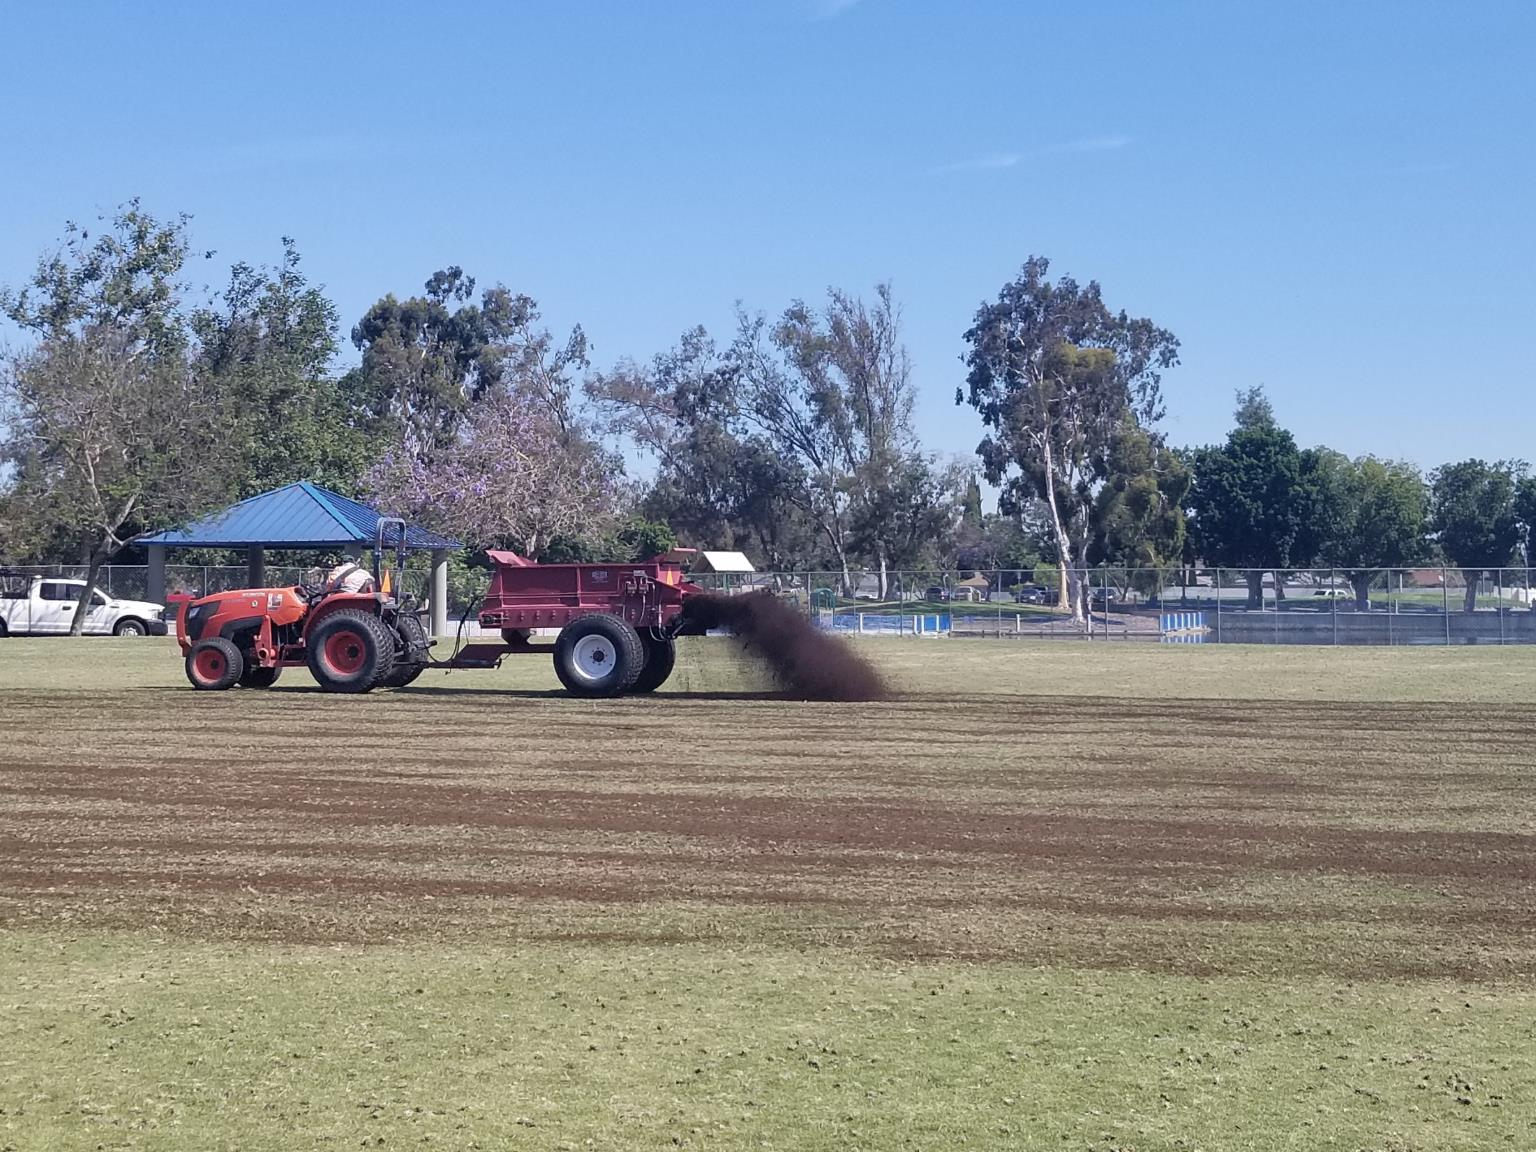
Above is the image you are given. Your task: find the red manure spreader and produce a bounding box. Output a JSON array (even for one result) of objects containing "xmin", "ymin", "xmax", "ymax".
[{"xmin": 177, "ymin": 526, "xmax": 709, "ymax": 698}]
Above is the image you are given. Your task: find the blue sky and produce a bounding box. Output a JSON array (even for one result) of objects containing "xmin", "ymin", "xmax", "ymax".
[{"xmin": 2, "ymin": 0, "xmax": 1532, "ymax": 479}]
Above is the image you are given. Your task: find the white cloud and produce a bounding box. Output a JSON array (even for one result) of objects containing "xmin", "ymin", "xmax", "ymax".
[
  {"xmin": 937, "ymin": 136, "xmax": 1130, "ymax": 174},
  {"xmin": 1058, "ymin": 135, "xmax": 1131, "ymax": 153},
  {"xmin": 809, "ymin": 0, "xmax": 863, "ymax": 18},
  {"xmin": 936, "ymin": 151, "xmax": 1023, "ymax": 173}
]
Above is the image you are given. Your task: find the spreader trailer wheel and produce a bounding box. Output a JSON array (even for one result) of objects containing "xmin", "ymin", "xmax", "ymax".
[
  {"xmin": 306, "ymin": 610, "xmax": 397, "ymax": 694},
  {"xmin": 186, "ymin": 637, "xmax": 243, "ymax": 691},
  {"xmin": 630, "ymin": 634, "xmax": 676, "ymax": 694},
  {"xmin": 552, "ymin": 614, "xmax": 645, "ymax": 697}
]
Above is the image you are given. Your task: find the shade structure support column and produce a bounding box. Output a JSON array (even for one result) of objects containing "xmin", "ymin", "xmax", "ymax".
[
  {"xmin": 430, "ymin": 549, "xmax": 449, "ymax": 638},
  {"xmin": 147, "ymin": 544, "xmax": 167, "ymax": 606}
]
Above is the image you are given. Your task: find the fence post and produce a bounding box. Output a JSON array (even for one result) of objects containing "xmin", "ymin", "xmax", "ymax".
[
  {"xmin": 1216, "ymin": 568, "xmax": 1222, "ymax": 642},
  {"xmin": 1128, "ymin": 565, "xmax": 1135, "ymax": 640},
  {"xmin": 1331, "ymin": 568, "xmax": 1338, "ymax": 646},
  {"xmin": 1443, "ymin": 567, "xmax": 1450, "ymax": 645},
  {"xmin": 1499, "ymin": 569, "xmax": 1506, "ymax": 645}
]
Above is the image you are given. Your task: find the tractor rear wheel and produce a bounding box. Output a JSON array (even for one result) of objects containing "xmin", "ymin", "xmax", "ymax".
[
  {"xmin": 239, "ymin": 664, "xmax": 283, "ymax": 689},
  {"xmin": 186, "ymin": 637, "xmax": 243, "ymax": 691},
  {"xmin": 378, "ymin": 613, "xmax": 428, "ymax": 689},
  {"xmin": 553, "ymin": 614, "xmax": 644, "ymax": 697},
  {"xmin": 630, "ymin": 635, "xmax": 676, "ymax": 693},
  {"xmin": 306, "ymin": 610, "xmax": 396, "ymax": 693}
]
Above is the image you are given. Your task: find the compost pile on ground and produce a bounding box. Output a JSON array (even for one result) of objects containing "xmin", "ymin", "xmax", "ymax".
[{"xmin": 681, "ymin": 591, "xmax": 888, "ymax": 701}]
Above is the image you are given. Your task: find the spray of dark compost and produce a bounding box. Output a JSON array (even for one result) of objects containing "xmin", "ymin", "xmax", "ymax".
[{"xmin": 679, "ymin": 591, "xmax": 888, "ymax": 701}]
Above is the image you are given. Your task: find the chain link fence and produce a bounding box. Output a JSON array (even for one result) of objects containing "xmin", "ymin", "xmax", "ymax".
[
  {"xmin": 687, "ymin": 565, "xmax": 1536, "ymax": 645},
  {"xmin": 6, "ymin": 562, "xmax": 1536, "ymax": 645}
]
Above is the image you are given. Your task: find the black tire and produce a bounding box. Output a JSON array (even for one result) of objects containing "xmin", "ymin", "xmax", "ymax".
[
  {"xmin": 630, "ymin": 634, "xmax": 676, "ymax": 693},
  {"xmin": 239, "ymin": 664, "xmax": 283, "ymax": 689},
  {"xmin": 552, "ymin": 614, "xmax": 644, "ymax": 697},
  {"xmin": 378, "ymin": 613, "xmax": 428, "ymax": 689},
  {"xmin": 114, "ymin": 618, "xmax": 146, "ymax": 637},
  {"xmin": 186, "ymin": 637, "xmax": 243, "ymax": 691},
  {"xmin": 0, "ymin": 619, "xmax": 8, "ymax": 638},
  {"xmin": 306, "ymin": 609, "xmax": 396, "ymax": 694}
]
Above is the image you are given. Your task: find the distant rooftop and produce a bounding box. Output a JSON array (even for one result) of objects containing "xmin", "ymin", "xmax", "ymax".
[
  {"xmin": 695, "ymin": 550, "xmax": 756, "ymax": 574},
  {"xmin": 139, "ymin": 482, "xmax": 460, "ymax": 550}
]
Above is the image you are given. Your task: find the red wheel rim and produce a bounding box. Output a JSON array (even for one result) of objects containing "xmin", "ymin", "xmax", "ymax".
[
  {"xmin": 323, "ymin": 630, "xmax": 367, "ymax": 675},
  {"xmin": 194, "ymin": 648, "xmax": 227, "ymax": 682}
]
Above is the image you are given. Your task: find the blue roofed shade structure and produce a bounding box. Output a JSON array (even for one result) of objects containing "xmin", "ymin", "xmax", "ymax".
[
  {"xmin": 142, "ymin": 482, "xmax": 459, "ymax": 550},
  {"xmin": 139, "ymin": 482, "xmax": 461, "ymax": 636}
]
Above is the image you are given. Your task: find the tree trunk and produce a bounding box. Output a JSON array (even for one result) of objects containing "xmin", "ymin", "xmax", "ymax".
[
  {"xmin": 1464, "ymin": 576, "xmax": 1480, "ymax": 615},
  {"xmin": 1037, "ymin": 435, "xmax": 1081, "ymax": 620},
  {"xmin": 1070, "ymin": 536, "xmax": 1092, "ymax": 625},
  {"xmin": 1246, "ymin": 570, "xmax": 1264, "ymax": 609},
  {"xmin": 68, "ymin": 549, "xmax": 109, "ymax": 636},
  {"xmin": 1350, "ymin": 572, "xmax": 1373, "ymax": 611},
  {"xmin": 830, "ymin": 539, "xmax": 853, "ymax": 599},
  {"xmin": 876, "ymin": 546, "xmax": 889, "ymax": 600}
]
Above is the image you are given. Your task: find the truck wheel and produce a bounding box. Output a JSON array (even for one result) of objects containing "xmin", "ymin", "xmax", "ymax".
[
  {"xmin": 114, "ymin": 618, "xmax": 147, "ymax": 637},
  {"xmin": 630, "ymin": 635, "xmax": 676, "ymax": 693},
  {"xmin": 553, "ymin": 614, "xmax": 644, "ymax": 697},
  {"xmin": 307, "ymin": 610, "xmax": 396, "ymax": 693},
  {"xmin": 378, "ymin": 613, "xmax": 428, "ymax": 689},
  {"xmin": 186, "ymin": 637, "xmax": 243, "ymax": 691},
  {"xmin": 239, "ymin": 665, "xmax": 283, "ymax": 689}
]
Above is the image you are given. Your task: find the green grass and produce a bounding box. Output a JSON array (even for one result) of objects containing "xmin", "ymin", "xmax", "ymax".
[
  {"xmin": 4, "ymin": 639, "xmax": 1536, "ymax": 1149},
  {"xmin": 5, "ymin": 633, "xmax": 1536, "ymax": 701},
  {"xmin": 6, "ymin": 935, "xmax": 1533, "ymax": 1152}
]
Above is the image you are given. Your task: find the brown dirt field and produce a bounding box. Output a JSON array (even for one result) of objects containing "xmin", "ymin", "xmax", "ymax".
[{"xmin": 3, "ymin": 683, "xmax": 1534, "ymax": 980}]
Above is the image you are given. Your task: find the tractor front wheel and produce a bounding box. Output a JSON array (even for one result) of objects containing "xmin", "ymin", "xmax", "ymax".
[
  {"xmin": 630, "ymin": 635, "xmax": 676, "ymax": 693},
  {"xmin": 239, "ymin": 664, "xmax": 283, "ymax": 689},
  {"xmin": 186, "ymin": 637, "xmax": 243, "ymax": 691},
  {"xmin": 553, "ymin": 615, "xmax": 644, "ymax": 697},
  {"xmin": 306, "ymin": 610, "xmax": 396, "ymax": 693}
]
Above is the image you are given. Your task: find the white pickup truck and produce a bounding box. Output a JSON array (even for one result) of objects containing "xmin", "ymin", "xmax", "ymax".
[{"xmin": 0, "ymin": 575, "xmax": 169, "ymax": 637}]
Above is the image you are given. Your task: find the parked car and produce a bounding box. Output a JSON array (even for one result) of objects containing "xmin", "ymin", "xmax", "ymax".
[
  {"xmin": 1015, "ymin": 585, "xmax": 1049, "ymax": 605},
  {"xmin": 924, "ymin": 585, "xmax": 952, "ymax": 602},
  {"xmin": 0, "ymin": 575, "xmax": 168, "ymax": 637}
]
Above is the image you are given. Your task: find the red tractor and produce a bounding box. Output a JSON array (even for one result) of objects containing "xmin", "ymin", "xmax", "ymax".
[
  {"xmin": 177, "ymin": 528, "xmax": 714, "ymax": 698},
  {"xmin": 178, "ymin": 520, "xmax": 431, "ymax": 693}
]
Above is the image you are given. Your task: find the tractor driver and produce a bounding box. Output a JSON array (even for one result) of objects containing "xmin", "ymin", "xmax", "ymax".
[
  {"xmin": 301, "ymin": 561, "xmax": 377, "ymax": 597},
  {"xmin": 325, "ymin": 561, "xmax": 376, "ymax": 594}
]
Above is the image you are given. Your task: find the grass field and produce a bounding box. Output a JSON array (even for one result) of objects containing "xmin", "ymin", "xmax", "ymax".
[{"xmin": 3, "ymin": 637, "xmax": 1535, "ymax": 1150}]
